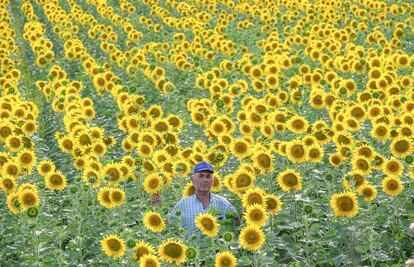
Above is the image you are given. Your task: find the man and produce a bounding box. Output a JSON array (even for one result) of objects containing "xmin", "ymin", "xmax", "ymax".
[{"xmin": 151, "ymin": 161, "xmax": 240, "ymax": 236}]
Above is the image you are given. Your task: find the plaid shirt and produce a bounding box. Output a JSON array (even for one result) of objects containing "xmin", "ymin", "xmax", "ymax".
[{"xmin": 170, "ymin": 193, "xmax": 237, "ymax": 237}]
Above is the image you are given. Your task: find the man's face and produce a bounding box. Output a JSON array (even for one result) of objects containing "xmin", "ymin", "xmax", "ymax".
[{"xmin": 191, "ymin": 171, "xmax": 214, "ymax": 193}]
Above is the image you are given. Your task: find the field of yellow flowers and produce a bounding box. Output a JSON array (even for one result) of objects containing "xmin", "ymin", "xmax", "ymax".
[{"xmin": 0, "ymin": 0, "xmax": 413, "ymax": 266}]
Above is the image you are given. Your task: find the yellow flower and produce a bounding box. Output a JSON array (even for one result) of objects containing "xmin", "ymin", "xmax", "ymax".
[
  {"xmin": 139, "ymin": 254, "xmax": 160, "ymax": 267},
  {"xmin": 287, "ymin": 115, "xmax": 309, "ymax": 134},
  {"xmin": 18, "ymin": 188, "xmax": 40, "ymax": 211},
  {"xmin": 0, "ymin": 177, "xmax": 16, "ymax": 195},
  {"xmin": 37, "ymin": 160, "xmax": 56, "ymax": 177},
  {"xmin": 17, "ymin": 149, "xmax": 37, "ymax": 169},
  {"xmin": 7, "ymin": 192, "xmax": 21, "ymax": 214},
  {"xmin": 239, "ymin": 225, "xmax": 265, "ymax": 251},
  {"xmin": 232, "ymin": 169, "xmax": 255, "ymax": 192},
  {"xmin": 306, "ymin": 145, "xmax": 324, "ymax": 163},
  {"xmin": 265, "ymin": 194, "xmax": 283, "ymax": 215},
  {"xmin": 277, "ymin": 169, "xmax": 302, "ymax": 192},
  {"xmin": 330, "ymin": 192, "xmax": 359, "ymax": 218},
  {"xmin": 158, "ymin": 239, "xmax": 187, "ymax": 265},
  {"xmin": 214, "ymin": 251, "xmax": 237, "ymax": 267},
  {"xmin": 351, "ymin": 156, "xmax": 371, "ymax": 175},
  {"xmin": 97, "ymin": 187, "xmax": 114, "ymax": 209},
  {"xmin": 244, "ymin": 204, "xmax": 268, "ymax": 227},
  {"xmin": 242, "ymin": 187, "xmax": 266, "ymax": 208},
  {"xmin": 100, "ymin": 234, "xmax": 126, "ymax": 258},
  {"xmin": 252, "ymin": 150, "xmax": 273, "ymax": 174},
  {"xmin": 143, "ymin": 173, "xmax": 162, "ymax": 194},
  {"xmin": 286, "ymin": 140, "xmax": 307, "ymax": 163},
  {"xmin": 143, "ymin": 211, "xmax": 165, "ymax": 233},
  {"xmin": 390, "ymin": 137, "xmax": 413, "ymax": 158},
  {"xmin": 195, "ymin": 212, "xmax": 219, "ymax": 237},
  {"xmin": 45, "ymin": 171, "xmax": 67, "ymax": 191},
  {"xmin": 133, "ymin": 241, "xmax": 155, "ymax": 262},
  {"xmin": 382, "ymin": 158, "xmax": 404, "ymax": 177},
  {"xmin": 110, "ymin": 188, "xmax": 126, "ymax": 207},
  {"xmin": 357, "ymin": 184, "xmax": 377, "ymax": 202},
  {"xmin": 382, "ymin": 176, "xmax": 403, "ymax": 197},
  {"xmin": 230, "ymin": 138, "xmax": 251, "ymax": 159}
]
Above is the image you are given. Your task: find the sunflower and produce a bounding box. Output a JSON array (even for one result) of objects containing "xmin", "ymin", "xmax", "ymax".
[
  {"xmin": 371, "ymin": 123, "xmax": 390, "ymax": 141},
  {"xmin": 17, "ymin": 149, "xmax": 37, "ymax": 170},
  {"xmin": 18, "ymin": 188, "xmax": 40, "ymax": 211},
  {"xmin": 244, "ymin": 204, "xmax": 268, "ymax": 227},
  {"xmin": 265, "ymin": 194, "xmax": 283, "ymax": 215},
  {"xmin": 351, "ymin": 156, "xmax": 371, "ymax": 175},
  {"xmin": 211, "ymin": 174, "xmax": 222, "ymax": 192},
  {"xmin": 277, "ymin": 169, "xmax": 302, "ymax": 192},
  {"xmin": 214, "ymin": 251, "xmax": 237, "ymax": 267},
  {"xmin": 307, "ymin": 145, "xmax": 324, "ymax": 163},
  {"xmin": 390, "ymin": 137, "xmax": 413, "ymax": 158},
  {"xmin": 252, "ymin": 150, "xmax": 273, "ymax": 174},
  {"xmin": 82, "ymin": 167, "xmax": 101, "ymax": 188},
  {"xmin": 45, "ymin": 171, "xmax": 67, "ymax": 191},
  {"xmin": 242, "ymin": 187, "xmax": 266, "ymax": 207},
  {"xmin": 287, "ymin": 115, "xmax": 309, "ymax": 134},
  {"xmin": 143, "ymin": 174, "xmax": 162, "ymax": 194},
  {"xmin": 232, "ymin": 169, "xmax": 255, "ymax": 192},
  {"xmin": 0, "ymin": 177, "xmax": 16, "ymax": 195},
  {"xmin": 7, "ymin": 192, "xmax": 21, "ymax": 214},
  {"xmin": 382, "ymin": 158, "xmax": 403, "ymax": 177},
  {"xmin": 158, "ymin": 239, "xmax": 187, "ymax": 265},
  {"xmin": 330, "ymin": 192, "xmax": 359, "ymax": 218},
  {"xmin": 343, "ymin": 171, "xmax": 366, "ymax": 190},
  {"xmin": 5, "ymin": 134, "xmax": 23, "ymax": 152},
  {"xmin": 230, "ymin": 138, "xmax": 251, "ymax": 159},
  {"xmin": 37, "ymin": 160, "xmax": 56, "ymax": 177},
  {"xmin": 139, "ymin": 254, "xmax": 160, "ymax": 267},
  {"xmin": 110, "ymin": 188, "xmax": 126, "ymax": 207},
  {"xmin": 286, "ymin": 141, "xmax": 307, "ymax": 163},
  {"xmin": 143, "ymin": 211, "xmax": 166, "ymax": 233},
  {"xmin": 100, "ymin": 234, "xmax": 126, "ymax": 258},
  {"xmin": 354, "ymin": 144, "xmax": 375, "ymax": 160},
  {"xmin": 98, "ymin": 187, "xmax": 114, "ymax": 208},
  {"xmin": 239, "ymin": 225, "xmax": 265, "ymax": 251},
  {"xmin": 132, "ymin": 240, "xmax": 155, "ymax": 262},
  {"xmin": 103, "ymin": 163, "xmax": 122, "ymax": 185},
  {"xmin": 357, "ymin": 184, "xmax": 377, "ymax": 202},
  {"xmin": 2, "ymin": 161, "xmax": 20, "ymax": 179},
  {"xmin": 195, "ymin": 212, "xmax": 219, "ymax": 237},
  {"xmin": 382, "ymin": 176, "xmax": 403, "ymax": 197},
  {"xmin": 90, "ymin": 141, "xmax": 107, "ymax": 157}
]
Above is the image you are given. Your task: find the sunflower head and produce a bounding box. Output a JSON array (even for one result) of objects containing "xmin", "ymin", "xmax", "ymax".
[
  {"xmin": 330, "ymin": 192, "xmax": 359, "ymax": 218},
  {"xmin": 100, "ymin": 234, "xmax": 126, "ymax": 258},
  {"xmin": 158, "ymin": 239, "xmax": 187, "ymax": 265},
  {"xmin": 239, "ymin": 225, "xmax": 265, "ymax": 251},
  {"xmin": 143, "ymin": 211, "xmax": 165, "ymax": 233},
  {"xmin": 276, "ymin": 168, "xmax": 302, "ymax": 192},
  {"xmin": 195, "ymin": 212, "xmax": 219, "ymax": 237},
  {"xmin": 214, "ymin": 251, "xmax": 237, "ymax": 267}
]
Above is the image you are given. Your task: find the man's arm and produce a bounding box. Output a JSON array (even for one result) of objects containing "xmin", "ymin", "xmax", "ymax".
[{"xmin": 150, "ymin": 193, "xmax": 161, "ymax": 206}]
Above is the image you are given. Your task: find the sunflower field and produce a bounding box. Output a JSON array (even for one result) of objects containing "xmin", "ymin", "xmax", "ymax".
[{"xmin": 0, "ymin": 0, "xmax": 414, "ymax": 266}]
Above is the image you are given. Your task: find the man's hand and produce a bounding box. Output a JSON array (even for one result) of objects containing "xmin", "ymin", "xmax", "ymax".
[{"xmin": 151, "ymin": 193, "xmax": 161, "ymax": 206}]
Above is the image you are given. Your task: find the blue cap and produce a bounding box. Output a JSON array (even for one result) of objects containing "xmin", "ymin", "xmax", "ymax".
[{"xmin": 193, "ymin": 161, "xmax": 214, "ymax": 174}]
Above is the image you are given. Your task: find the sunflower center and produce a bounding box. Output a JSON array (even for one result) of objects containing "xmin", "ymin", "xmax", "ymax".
[
  {"xmin": 41, "ymin": 164, "xmax": 51, "ymax": 172},
  {"xmin": 236, "ymin": 174, "xmax": 251, "ymax": 187},
  {"xmin": 21, "ymin": 153, "xmax": 33, "ymax": 164},
  {"xmin": 266, "ymin": 199, "xmax": 277, "ymax": 210},
  {"xmin": 135, "ymin": 247, "xmax": 149, "ymax": 259},
  {"xmin": 337, "ymin": 196, "xmax": 354, "ymax": 212},
  {"xmin": 247, "ymin": 193, "xmax": 262, "ymax": 205},
  {"xmin": 356, "ymin": 159, "xmax": 369, "ymax": 170},
  {"xmin": 363, "ymin": 188, "xmax": 373, "ymax": 197},
  {"xmin": 309, "ymin": 148, "xmax": 320, "ymax": 158},
  {"xmin": 51, "ymin": 175, "xmax": 63, "ymax": 185},
  {"xmin": 292, "ymin": 119, "xmax": 304, "ymax": 129},
  {"xmin": 107, "ymin": 239, "xmax": 121, "ymax": 251},
  {"xmin": 201, "ymin": 218, "xmax": 214, "ymax": 230},
  {"xmin": 112, "ymin": 192, "xmax": 123, "ymax": 201},
  {"xmin": 23, "ymin": 193, "xmax": 35, "ymax": 205},
  {"xmin": 247, "ymin": 232, "xmax": 258, "ymax": 243},
  {"xmin": 164, "ymin": 243, "xmax": 183, "ymax": 258},
  {"xmin": 387, "ymin": 180, "xmax": 398, "ymax": 190},
  {"xmin": 250, "ymin": 209, "xmax": 263, "ymax": 220},
  {"xmin": 235, "ymin": 142, "xmax": 247, "ymax": 153},
  {"xmin": 149, "ymin": 178, "xmax": 159, "ymax": 189},
  {"xmin": 387, "ymin": 162, "xmax": 399, "ymax": 172},
  {"xmin": 150, "ymin": 215, "xmax": 161, "ymax": 226},
  {"xmin": 3, "ymin": 178, "xmax": 13, "ymax": 189},
  {"xmin": 394, "ymin": 140, "xmax": 409, "ymax": 153},
  {"xmin": 257, "ymin": 154, "xmax": 270, "ymax": 167},
  {"xmin": 291, "ymin": 145, "xmax": 305, "ymax": 157},
  {"xmin": 0, "ymin": 126, "xmax": 11, "ymax": 137},
  {"xmin": 283, "ymin": 173, "xmax": 298, "ymax": 186}
]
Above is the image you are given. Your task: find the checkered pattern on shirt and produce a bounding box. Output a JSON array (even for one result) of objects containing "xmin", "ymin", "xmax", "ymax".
[{"xmin": 170, "ymin": 193, "xmax": 237, "ymax": 236}]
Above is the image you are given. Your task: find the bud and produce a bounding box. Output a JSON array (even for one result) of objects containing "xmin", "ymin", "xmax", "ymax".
[
  {"xmin": 186, "ymin": 247, "xmax": 196, "ymax": 259},
  {"xmin": 127, "ymin": 239, "xmax": 135, "ymax": 248},
  {"xmin": 339, "ymin": 88, "xmax": 347, "ymax": 95},
  {"xmin": 405, "ymin": 156, "xmax": 413, "ymax": 164},
  {"xmin": 27, "ymin": 207, "xmax": 38, "ymax": 218},
  {"xmin": 175, "ymin": 210, "xmax": 182, "ymax": 216},
  {"xmin": 223, "ymin": 232, "xmax": 233, "ymax": 242},
  {"xmin": 216, "ymin": 99, "xmax": 225, "ymax": 107},
  {"xmin": 320, "ymin": 79, "xmax": 326, "ymax": 85},
  {"xmin": 304, "ymin": 204, "xmax": 313, "ymax": 214}
]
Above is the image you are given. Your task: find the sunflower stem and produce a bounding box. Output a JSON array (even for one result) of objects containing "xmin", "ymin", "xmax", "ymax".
[{"xmin": 347, "ymin": 218, "xmax": 356, "ymax": 266}]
